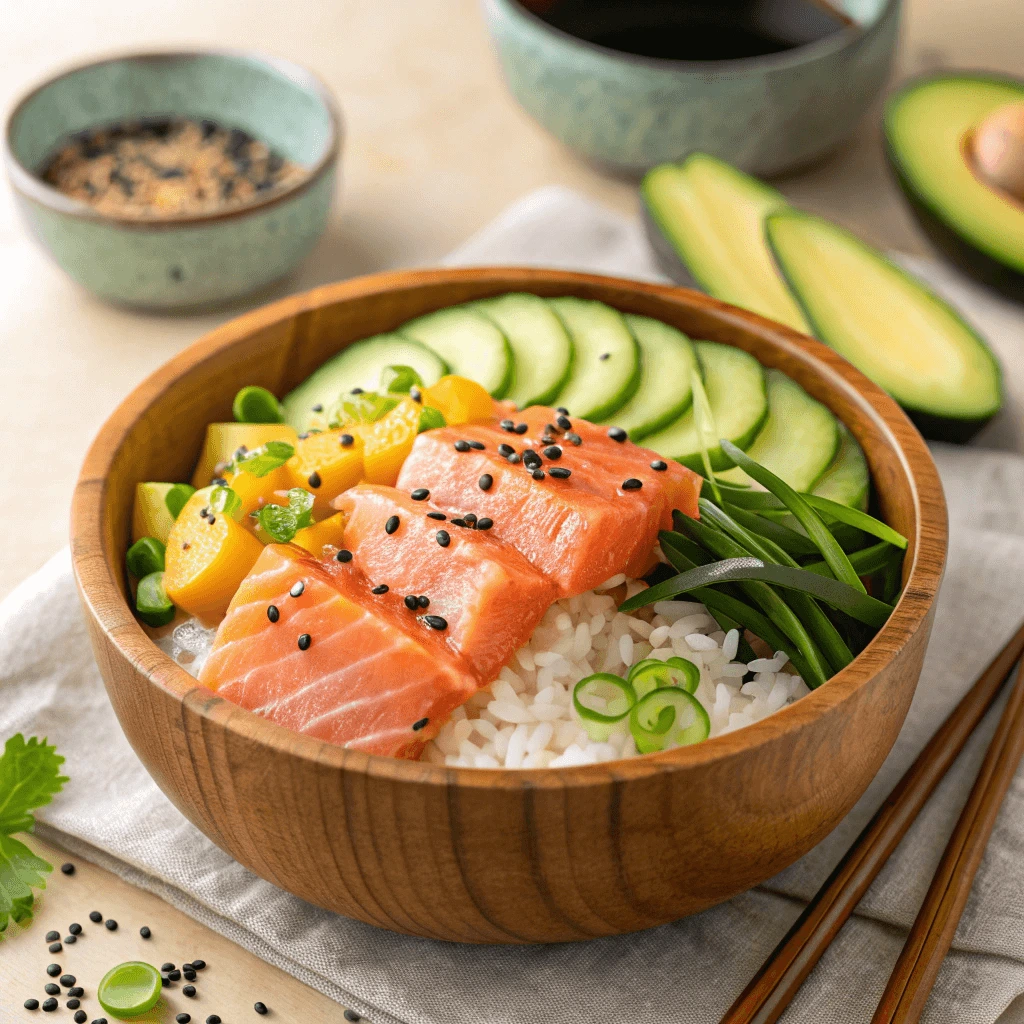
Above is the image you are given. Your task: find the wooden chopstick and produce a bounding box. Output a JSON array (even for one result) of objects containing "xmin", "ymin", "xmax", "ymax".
[
  {"xmin": 872, "ymin": 657, "xmax": 1024, "ymax": 1023},
  {"xmin": 721, "ymin": 620, "xmax": 1024, "ymax": 1024}
]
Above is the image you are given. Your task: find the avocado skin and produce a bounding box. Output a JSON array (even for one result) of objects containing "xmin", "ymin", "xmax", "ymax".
[
  {"xmin": 886, "ymin": 145, "xmax": 1024, "ymax": 304},
  {"xmin": 906, "ymin": 407, "xmax": 994, "ymax": 445}
]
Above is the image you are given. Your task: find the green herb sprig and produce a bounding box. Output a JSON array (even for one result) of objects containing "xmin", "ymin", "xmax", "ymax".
[{"xmin": 252, "ymin": 488, "xmax": 315, "ymax": 543}]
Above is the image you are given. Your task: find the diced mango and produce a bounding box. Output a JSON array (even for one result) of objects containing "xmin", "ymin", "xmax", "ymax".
[
  {"xmin": 422, "ymin": 375, "xmax": 495, "ymax": 425},
  {"xmin": 191, "ymin": 423, "xmax": 298, "ymax": 488},
  {"xmin": 225, "ymin": 464, "xmax": 294, "ymax": 521},
  {"xmin": 286, "ymin": 430, "xmax": 365, "ymax": 511},
  {"xmin": 164, "ymin": 487, "xmax": 265, "ymax": 626},
  {"xmin": 353, "ymin": 398, "xmax": 422, "ymax": 486},
  {"xmin": 293, "ymin": 513, "xmax": 348, "ymax": 557},
  {"xmin": 132, "ymin": 482, "xmax": 177, "ymax": 544}
]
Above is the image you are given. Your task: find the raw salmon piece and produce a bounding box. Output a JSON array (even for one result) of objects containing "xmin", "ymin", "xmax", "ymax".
[
  {"xmin": 332, "ymin": 484, "xmax": 557, "ymax": 681},
  {"xmin": 198, "ymin": 544, "xmax": 479, "ymax": 758},
  {"xmin": 395, "ymin": 408, "xmax": 702, "ymax": 595}
]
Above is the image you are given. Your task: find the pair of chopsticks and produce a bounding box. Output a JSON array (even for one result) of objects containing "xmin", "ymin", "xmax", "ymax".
[{"xmin": 723, "ymin": 620, "xmax": 1024, "ymax": 1024}]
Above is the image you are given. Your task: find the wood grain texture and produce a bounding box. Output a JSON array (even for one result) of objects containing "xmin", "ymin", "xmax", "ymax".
[{"xmin": 70, "ymin": 268, "xmax": 948, "ymax": 944}]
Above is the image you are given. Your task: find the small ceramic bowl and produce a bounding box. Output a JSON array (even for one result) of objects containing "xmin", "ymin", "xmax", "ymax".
[
  {"xmin": 480, "ymin": 0, "xmax": 902, "ymax": 175},
  {"xmin": 3, "ymin": 49, "xmax": 341, "ymax": 310}
]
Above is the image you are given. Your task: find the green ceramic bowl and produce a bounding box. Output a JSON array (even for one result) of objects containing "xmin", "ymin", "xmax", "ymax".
[
  {"xmin": 3, "ymin": 50, "xmax": 341, "ymax": 310},
  {"xmin": 481, "ymin": 0, "xmax": 901, "ymax": 175}
]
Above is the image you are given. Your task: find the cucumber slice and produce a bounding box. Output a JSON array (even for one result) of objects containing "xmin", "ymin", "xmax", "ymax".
[
  {"xmin": 720, "ymin": 370, "xmax": 839, "ymax": 492},
  {"xmin": 644, "ymin": 341, "xmax": 768, "ymax": 470},
  {"xmin": 602, "ymin": 315, "xmax": 699, "ymax": 440},
  {"xmin": 282, "ymin": 334, "xmax": 446, "ymax": 431},
  {"xmin": 812, "ymin": 423, "xmax": 870, "ymax": 510},
  {"xmin": 399, "ymin": 306, "xmax": 514, "ymax": 398},
  {"xmin": 473, "ymin": 293, "xmax": 573, "ymax": 408},
  {"xmin": 642, "ymin": 154, "xmax": 811, "ymax": 333},
  {"xmin": 547, "ymin": 297, "xmax": 641, "ymax": 421},
  {"xmin": 766, "ymin": 209, "xmax": 1003, "ymax": 442}
]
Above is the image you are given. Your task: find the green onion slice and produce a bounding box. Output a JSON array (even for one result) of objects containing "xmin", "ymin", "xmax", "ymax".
[
  {"xmin": 164, "ymin": 483, "xmax": 196, "ymax": 520},
  {"xmin": 629, "ymin": 688, "xmax": 710, "ymax": 753},
  {"xmin": 417, "ymin": 406, "xmax": 447, "ymax": 433},
  {"xmin": 573, "ymin": 673, "xmax": 636, "ymax": 741},
  {"xmin": 627, "ymin": 657, "xmax": 700, "ymax": 699},
  {"xmin": 208, "ymin": 485, "xmax": 243, "ymax": 520},
  {"xmin": 232, "ymin": 385, "xmax": 284, "ymax": 424},
  {"xmin": 235, "ymin": 440, "xmax": 295, "ymax": 478},
  {"xmin": 136, "ymin": 572, "xmax": 175, "ymax": 628},
  {"xmin": 380, "ymin": 364, "xmax": 424, "ymax": 394},
  {"xmin": 125, "ymin": 537, "xmax": 165, "ymax": 580},
  {"xmin": 98, "ymin": 961, "xmax": 163, "ymax": 1017}
]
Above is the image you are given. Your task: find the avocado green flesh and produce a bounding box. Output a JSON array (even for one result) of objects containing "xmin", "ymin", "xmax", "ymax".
[
  {"xmin": 885, "ymin": 75, "xmax": 1024, "ymax": 276},
  {"xmin": 811, "ymin": 423, "xmax": 869, "ymax": 510},
  {"xmin": 642, "ymin": 154, "xmax": 810, "ymax": 334},
  {"xmin": 603, "ymin": 314, "xmax": 699, "ymax": 440},
  {"xmin": 719, "ymin": 369, "xmax": 839, "ymax": 492},
  {"xmin": 767, "ymin": 210, "xmax": 1002, "ymax": 424}
]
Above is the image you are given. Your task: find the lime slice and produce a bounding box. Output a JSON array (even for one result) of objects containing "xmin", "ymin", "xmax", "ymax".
[{"xmin": 98, "ymin": 961, "xmax": 162, "ymax": 1018}]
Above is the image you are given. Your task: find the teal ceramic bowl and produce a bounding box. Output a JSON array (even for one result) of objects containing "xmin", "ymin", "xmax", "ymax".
[
  {"xmin": 3, "ymin": 50, "xmax": 341, "ymax": 310},
  {"xmin": 481, "ymin": 0, "xmax": 901, "ymax": 175}
]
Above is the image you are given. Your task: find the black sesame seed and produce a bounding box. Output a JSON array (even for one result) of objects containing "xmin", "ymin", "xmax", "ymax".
[
  {"xmin": 500, "ymin": 419, "xmax": 515, "ymax": 432},
  {"xmin": 608, "ymin": 427, "xmax": 627, "ymax": 442},
  {"xmin": 566, "ymin": 432, "xmax": 582, "ymax": 446},
  {"xmin": 478, "ymin": 474, "xmax": 493, "ymax": 491},
  {"xmin": 340, "ymin": 433, "xmax": 354, "ymax": 447},
  {"xmin": 622, "ymin": 478, "xmax": 643, "ymax": 490},
  {"xmin": 312, "ymin": 403, "xmax": 324, "ymax": 413},
  {"xmin": 599, "ymin": 352, "xmax": 610, "ymax": 361},
  {"xmin": 267, "ymin": 605, "xmax": 280, "ymax": 623},
  {"xmin": 450, "ymin": 518, "xmax": 468, "ymax": 528},
  {"xmin": 410, "ymin": 387, "xmax": 422, "ymax": 403},
  {"xmin": 69, "ymin": 988, "xmax": 84, "ymax": 997},
  {"xmin": 477, "ymin": 517, "xmax": 493, "ymax": 530},
  {"xmin": 344, "ymin": 1012, "xmax": 362, "ymax": 1023},
  {"xmin": 168, "ymin": 969, "xmax": 182, "ymax": 981},
  {"xmin": 532, "ymin": 469, "xmax": 546, "ymax": 481},
  {"xmin": 139, "ymin": 925, "xmax": 151, "ymax": 938},
  {"xmin": 417, "ymin": 595, "xmax": 430, "ymax": 608},
  {"xmin": 297, "ymin": 633, "xmax": 312, "ymax": 651},
  {"xmin": 47, "ymin": 964, "xmax": 62, "ymax": 977},
  {"xmin": 468, "ymin": 440, "xmax": 485, "ymax": 451},
  {"xmin": 426, "ymin": 511, "xmax": 446, "ymax": 520},
  {"xmin": 68, "ymin": 999, "xmax": 81, "ymax": 1009},
  {"xmin": 463, "ymin": 513, "xmax": 477, "ymax": 525},
  {"xmin": 336, "ymin": 549, "xmax": 353, "ymax": 563},
  {"xmin": 89, "ymin": 911, "xmax": 102, "ymax": 923},
  {"xmin": 25, "ymin": 999, "xmax": 40, "ymax": 1010},
  {"xmin": 254, "ymin": 1003, "xmax": 269, "ymax": 1015},
  {"xmin": 207, "ymin": 1017, "xmax": 221, "ymax": 1024},
  {"xmin": 436, "ymin": 530, "xmax": 450, "ymax": 547},
  {"xmin": 68, "ymin": 922, "xmax": 82, "ymax": 935},
  {"xmin": 371, "ymin": 584, "xmax": 389, "ymax": 595},
  {"xmin": 424, "ymin": 615, "xmax": 448, "ymax": 630},
  {"xmin": 410, "ymin": 488, "xmax": 430, "ymax": 501},
  {"xmin": 176, "ymin": 1016, "xmax": 192, "ymax": 1024},
  {"xmin": 650, "ymin": 460, "xmax": 668, "ymax": 471},
  {"xmin": 46, "ymin": 930, "xmax": 60, "ymax": 941},
  {"xmin": 60, "ymin": 975, "xmax": 76, "ymax": 988},
  {"xmin": 404, "ymin": 595, "xmax": 419, "ymax": 611},
  {"xmin": 549, "ymin": 467, "xmax": 571, "ymax": 479},
  {"xmin": 514, "ymin": 423, "xmax": 528, "ymax": 434},
  {"xmin": 49, "ymin": 942, "xmax": 62, "ymax": 953},
  {"xmin": 522, "ymin": 451, "xmax": 541, "ymax": 469},
  {"xmin": 385, "ymin": 515, "xmax": 401, "ymax": 535},
  {"xmin": 60, "ymin": 863, "xmax": 75, "ymax": 875},
  {"xmin": 290, "ymin": 580, "xmax": 306, "ymax": 597},
  {"xmin": 543, "ymin": 446, "xmax": 562, "ymax": 460},
  {"xmin": 412, "ymin": 718, "xmax": 429, "ymax": 731},
  {"xmin": 207, "ymin": 516, "xmax": 216, "ymax": 526},
  {"xmin": 298, "ymin": 432, "xmax": 310, "ymax": 440},
  {"xmin": 556, "ymin": 415, "xmax": 572, "ymax": 431},
  {"xmin": 307, "ymin": 471, "xmax": 322, "ymax": 489},
  {"xmin": 191, "ymin": 960, "xmax": 207, "ymax": 971},
  {"xmin": 161, "ymin": 963, "xmax": 176, "ymax": 973},
  {"xmin": 497, "ymin": 443, "xmax": 515, "ymax": 457},
  {"xmin": 45, "ymin": 984, "xmax": 60, "ymax": 995},
  {"xmin": 212, "ymin": 477, "xmax": 228, "ymax": 487},
  {"xmin": 351, "ymin": 387, "xmax": 364, "ymax": 395},
  {"xmin": 454, "ymin": 440, "xmax": 471, "ymax": 452},
  {"xmin": 507, "ymin": 453, "xmax": 521, "ymax": 464},
  {"xmin": 184, "ymin": 969, "xmax": 197, "ymax": 981},
  {"xmin": 42, "ymin": 999, "xmax": 57, "ymax": 1012},
  {"xmin": 183, "ymin": 985, "xmax": 196, "ymax": 997},
  {"xmin": 64, "ymin": 935, "xmax": 76, "ymax": 944},
  {"xmin": 74, "ymin": 1012, "xmax": 87, "ymax": 1024}
]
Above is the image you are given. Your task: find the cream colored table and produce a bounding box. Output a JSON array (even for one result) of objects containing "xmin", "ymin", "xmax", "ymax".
[{"xmin": 4, "ymin": 0, "xmax": 1023, "ymax": 1020}]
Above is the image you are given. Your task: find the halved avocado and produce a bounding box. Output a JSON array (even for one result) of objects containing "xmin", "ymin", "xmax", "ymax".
[
  {"xmin": 641, "ymin": 154, "xmax": 811, "ymax": 333},
  {"xmin": 766, "ymin": 209, "xmax": 1003, "ymax": 442},
  {"xmin": 885, "ymin": 73, "xmax": 1024, "ymax": 301}
]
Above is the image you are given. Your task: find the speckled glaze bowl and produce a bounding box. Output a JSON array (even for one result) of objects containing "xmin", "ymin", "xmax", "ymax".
[
  {"xmin": 481, "ymin": 0, "xmax": 901, "ymax": 175},
  {"xmin": 3, "ymin": 50, "xmax": 341, "ymax": 310}
]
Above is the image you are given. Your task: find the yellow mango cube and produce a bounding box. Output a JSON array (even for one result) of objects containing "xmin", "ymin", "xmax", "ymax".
[
  {"xmin": 354, "ymin": 398, "xmax": 422, "ymax": 485},
  {"xmin": 132, "ymin": 482, "xmax": 178, "ymax": 544},
  {"xmin": 293, "ymin": 513, "xmax": 348, "ymax": 557},
  {"xmin": 422, "ymin": 375, "xmax": 495, "ymax": 425},
  {"xmin": 191, "ymin": 423, "xmax": 298, "ymax": 488},
  {"xmin": 286, "ymin": 429, "xmax": 365, "ymax": 511}
]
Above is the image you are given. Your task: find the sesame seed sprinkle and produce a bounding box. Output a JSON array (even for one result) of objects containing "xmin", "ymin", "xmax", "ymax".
[
  {"xmin": 412, "ymin": 718, "xmax": 429, "ymax": 731},
  {"xmin": 307, "ymin": 471, "xmax": 321, "ymax": 489},
  {"xmin": 454, "ymin": 440, "xmax": 471, "ymax": 452},
  {"xmin": 417, "ymin": 595, "xmax": 430, "ymax": 608},
  {"xmin": 371, "ymin": 584, "xmax": 389, "ymax": 595},
  {"xmin": 336, "ymin": 549, "xmax": 353, "ymax": 562},
  {"xmin": 385, "ymin": 515, "xmax": 401, "ymax": 535},
  {"xmin": 608, "ymin": 427, "xmax": 627, "ymax": 442},
  {"xmin": 497, "ymin": 443, "xmax": 515, "ymax": 457},
  {"xmin": 532, "ymin": 469, "xmax": 545, "ymax": 481},
  {"xmin": 297, "ymin": 633, "xmax": 312, "ymax": 651},
  {"xmin": 267, "ymin": 605, "xmax": 280, "ymax": 622},
  {"xmin": 500, "ymin": 419, "xmax": 515, "ymax": 431},
  {"xmin": 404, "ymin": 595, "xmax": 419, "ymax": 610},
  {"xmin": 436, "ymin": 530, "xmax": 451, "ymax": 547},
  {"xmin": 477, "ymin": 517, "xmax": 493, "ymax": 530},
  {"xmin": 424, "ymin": 615, "xmax": 448, "ymax": 630},
  {"xmin": 427, "ymin": 511, "xmax": 447, "ymax": 520},
  {"xmin": 514, "ymin": 423, "xmax": 528, "ymax": 434},
  {"xmin": 599, "ymin": 352, "xmax": 610, "ymax": 361},
  {"xmin": 566, "ymin": 432, "xmax": 582, "ymax": 446},
  {"xmin": 478, "ymin": 474, "xmax": 493, "ymax": 491},
  {"xmin": 543, "ymin": 445, "xmax": 562, "ymax": 460},
  {"xmin": 549, "ymin": 467, "xmax": 571, "ymax": 479},
  {"xmin": 312, "ymin": 403, "xmax": 324, "ymax": 412},
  {"xmin": 290, "ymin": 580, "xmax": 305, "ymax": 597},
  {"xmin": 340, "ymin": 433, "xmax": 354, "ymax": 447},
  {"xmin": 622, "ymin": 478, "xmax": 643, "ymax": 490},
  {"xmin": 651, "ymin": 460, "xmax": 668, "ymax": 471},
  {"xmin": 556, "ymin": 414, "xmax": 572, "ymax": 430},
  {"xmin": 410, "ymin": 488, "xmax": 430, "ymax": 501}
]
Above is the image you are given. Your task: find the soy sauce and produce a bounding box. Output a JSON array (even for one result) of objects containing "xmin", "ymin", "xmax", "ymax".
[{"xmin": 533, "ymin": 0, "xmax": 847, "ymax": 61}]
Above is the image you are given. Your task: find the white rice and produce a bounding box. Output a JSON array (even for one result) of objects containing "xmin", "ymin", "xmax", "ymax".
[{"xmin": 154, "ymin": 574, "xmax": 811, "ymax": 769}]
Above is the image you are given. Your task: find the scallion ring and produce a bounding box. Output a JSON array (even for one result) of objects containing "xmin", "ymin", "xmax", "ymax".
[
  {"xmin": 629, "ymin": 688, "xmax": 710, "ymax": 754},
  {"xmin": 627, "ymin": 657, "xmax": 700, "ymax": 699},
  {"xmin": 573, "ymin": 673, "xmax": 636, "ymax": 742}
]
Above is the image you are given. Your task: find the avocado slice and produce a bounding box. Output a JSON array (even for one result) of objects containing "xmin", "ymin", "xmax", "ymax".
[
  {"xmin": 885, "ymin": 73, "xmax": 1024, "ymax": 301},
  {"xmin": 766, "ymin": 209, "xmax": 1002, "ymax": 442},
  {"xmin": 641, "ymin": 154, "xmax": 811, "ymax": 334}
]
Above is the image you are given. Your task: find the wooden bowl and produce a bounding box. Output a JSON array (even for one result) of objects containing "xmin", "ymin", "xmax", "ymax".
[{"xmin": 71, "ymin": 268, "xmax": 947, "ymax": 944}]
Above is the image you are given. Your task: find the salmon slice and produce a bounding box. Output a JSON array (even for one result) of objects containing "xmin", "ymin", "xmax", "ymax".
[
  {"xmin": 198, "ymin": 544, "xmax": 480, "ymax": 758},
  {"xmin": 332, "ymin": 484, "xmax": 558, "ymax": 681},
  {"xmin": 395, "ymin": 407, "xmax": 702, "ymax": 596}
]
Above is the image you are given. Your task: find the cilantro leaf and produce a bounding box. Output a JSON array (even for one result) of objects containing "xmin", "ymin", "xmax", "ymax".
[
  {"xmin": 235, "ymin": 440, "xmax": 295, "ymax": 478},
  {"xmin": 0, "ymin": 834, "xmax": 51, "ymax": 932},
  {"xmin": 209, "ymin": 485, "xmax": 243, "ymax": 520},
  {"xmin": 328, "ymin": 391, "xmax": 398, "ymax": 428},
  {"xmin": 254, "ymin": 488, "xmax": 314, "ymax": 543},
  {"xmin": 0, "ymin": 735, "xmax": 68, "ymax": 836}
]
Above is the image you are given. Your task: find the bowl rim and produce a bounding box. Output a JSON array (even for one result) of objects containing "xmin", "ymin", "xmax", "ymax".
[
  {"xmin": 2, "ymin": 46, "xmax": 343, "ymax": 230},
  {"xmin": 71, "ymin": 266, "xmax": 947, "ymax": 793},
  {"xmin": 491, "ymin": 0, "xmax": 902, "ymax": 74}
]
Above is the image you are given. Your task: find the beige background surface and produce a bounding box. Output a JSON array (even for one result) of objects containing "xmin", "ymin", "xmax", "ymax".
[{"xmin": 3, "ymin": 0, "xmax": 1024, "ymax": 1021}]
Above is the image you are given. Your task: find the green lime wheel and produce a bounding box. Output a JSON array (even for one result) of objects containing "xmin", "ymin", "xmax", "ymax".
[{"xmin": 97, "ymin": 961, "xmax": 162, "ymax": 1018}]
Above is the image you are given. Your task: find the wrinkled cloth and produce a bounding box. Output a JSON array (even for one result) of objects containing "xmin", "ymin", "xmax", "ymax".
[{"xmin": 3, "ymin": 188, "xmax": 1024, "ymax": 1024}]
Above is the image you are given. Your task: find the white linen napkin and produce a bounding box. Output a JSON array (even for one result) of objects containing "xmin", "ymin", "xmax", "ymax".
[{"xmin": 4, "ymin": 187, "xmax": 1024, "ymax": 1024}]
